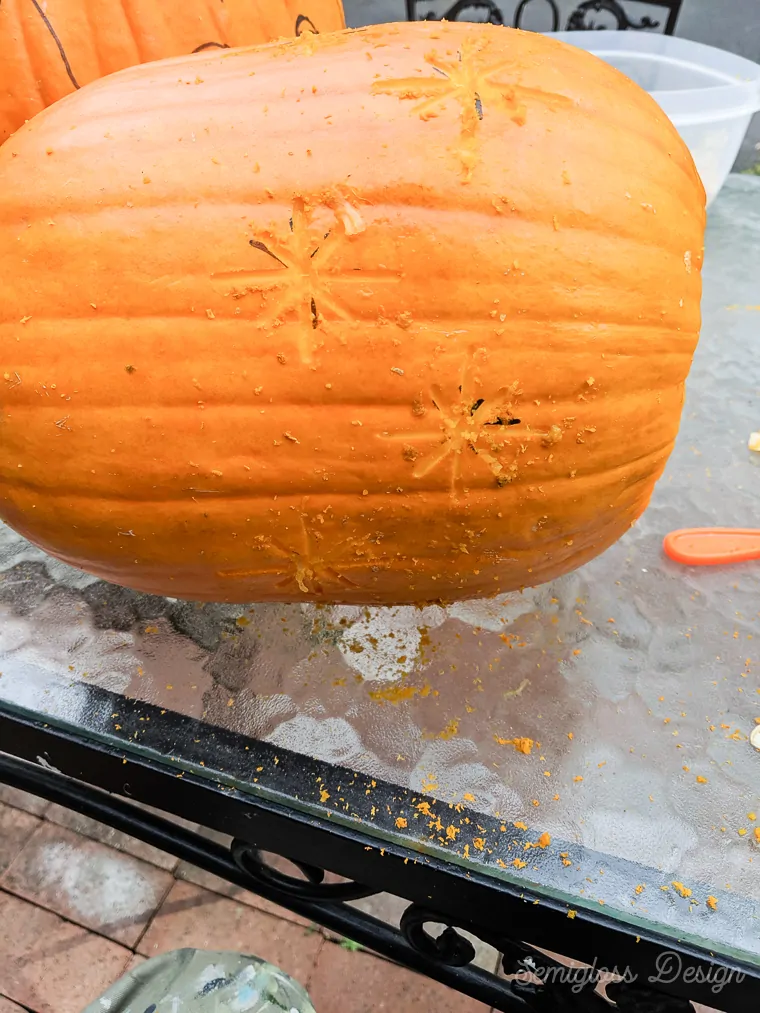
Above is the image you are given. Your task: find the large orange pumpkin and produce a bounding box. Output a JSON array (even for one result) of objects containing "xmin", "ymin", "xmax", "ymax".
[
  {"xmin": 0, "ymin": 0, "xmax": 345, "ymax": 144},
  {"xmin": 0, "ymin": 22, "xmax": 705, "ymax": 605}
]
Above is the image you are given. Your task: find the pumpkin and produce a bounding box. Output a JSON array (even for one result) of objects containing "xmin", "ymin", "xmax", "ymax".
[
  {"xmin": 0, "ymin": 22, "xmax": 705, "ymax": 605},
  {"xmin": 0, "ymin": 0, "xmax": 345, "ymax": 144}
]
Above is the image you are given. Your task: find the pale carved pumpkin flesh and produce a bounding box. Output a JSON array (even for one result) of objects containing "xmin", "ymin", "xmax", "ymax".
[{"xmin": 0, "ymin": 22, "xmax": 705, "ymax": 604}]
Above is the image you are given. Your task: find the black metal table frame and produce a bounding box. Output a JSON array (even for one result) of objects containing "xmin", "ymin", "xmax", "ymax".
[
  {"xmin": 0, "ymin": 689, "xmax": 756, "ymax": 1013},
  {"xmin": 405, "ymin": 0, "xmax": 683, "ymax": 35}
]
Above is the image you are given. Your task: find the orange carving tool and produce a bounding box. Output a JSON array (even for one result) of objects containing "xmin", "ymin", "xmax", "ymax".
[{"xmin": 663, "ymin": 528, "xmax": 760, "ymax": 566}]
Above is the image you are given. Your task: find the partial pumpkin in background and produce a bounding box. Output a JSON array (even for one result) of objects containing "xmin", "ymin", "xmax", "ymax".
[
  {"xmin": 0, "ymin": 0, "xmax": 345, "ymax": 143},
  {"xmin": 0, "ymin": 22, "xmax": 705, "ymax": 604}
]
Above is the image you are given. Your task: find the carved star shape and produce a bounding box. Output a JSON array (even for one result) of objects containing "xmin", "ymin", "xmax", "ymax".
[
  {"xmin": 372, "ymin": 36, "xmax": 571, "ymax": 179},
  {"xmin": 379, "ymin": 354, "xmax": 563, "ymax": 497},
  {"xmin": 219, "ymin": 510, "xmax": 380, "ymax": 595},
  {"xmin": 212, "ymin": 197, "xmax": 396, "ymax": 364}
]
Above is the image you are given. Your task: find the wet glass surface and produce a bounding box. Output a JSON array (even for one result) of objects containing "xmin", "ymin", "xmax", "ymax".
[{"xmin": 1, "ymin": 176, "xmax": 759, "ymax": 967}]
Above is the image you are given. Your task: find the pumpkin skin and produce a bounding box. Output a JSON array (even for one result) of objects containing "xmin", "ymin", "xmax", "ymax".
[
  {"xmin": 0, "ymin": 0, "xmax": 345, "ymax": 144},
  {"xmin": 0, "ymin": 22, "xmax": 705, "ymax": 605}
]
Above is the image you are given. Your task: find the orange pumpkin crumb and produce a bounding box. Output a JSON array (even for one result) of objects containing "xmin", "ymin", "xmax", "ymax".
[{"xmin": 494, "ymin": 736, "xmax": 534, "ymax": 754}]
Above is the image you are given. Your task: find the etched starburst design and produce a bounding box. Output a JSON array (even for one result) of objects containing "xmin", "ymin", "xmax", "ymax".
[
  {"xmin": 379, "ymin": 354, "xmax": 563, "ymax": 497},
  {"xmin": 372, "ymin": 36, "xmax": 572, "ymax": 179},
  {"xmin": 218, "ymin": 510, "xmax": 380, "ymax": 595},
  {"xmin": 212, "ymin": 197, "xmax": 396, "ymax": 364}
]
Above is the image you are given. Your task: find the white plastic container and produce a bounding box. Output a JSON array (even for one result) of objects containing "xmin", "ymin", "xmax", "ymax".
[{"xmin": 547, "ymin": 31, "xmax": 760, "ymax": 205}]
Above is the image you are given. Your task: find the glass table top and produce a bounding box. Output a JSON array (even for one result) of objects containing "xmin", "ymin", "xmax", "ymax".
[{"xmin": 0, "ymin": 175, "xmax": 758, "ymax": 970}]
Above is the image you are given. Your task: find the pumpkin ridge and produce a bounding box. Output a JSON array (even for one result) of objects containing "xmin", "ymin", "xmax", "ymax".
[
  {"xmin": 0, "ymin": 376, "xmax": 689, "ymax": 408},
  {"xmin": 0, "ymin": 198, "xmax": 695, "ymax": 260},
  {"xmin": 12, "ymin": 0, "xmax": 47, "ymax": 110},
  {"xmin": 0, "ymin": 313, "xmax": 695, "ymax": 336},
  {"xmin": 117, "ymin": 0, "xmax": 152, "ymax": 64},
  {"xmin": 203, "ymin": 0, "xmax": 227, "ymax": 45},
  {"xmin": 0, "ymin": 435, "xmax": 675, "ymax": 501},
  {"xmin": 81, "ymin": 0, "xmax": 104, "ymax": 78}
]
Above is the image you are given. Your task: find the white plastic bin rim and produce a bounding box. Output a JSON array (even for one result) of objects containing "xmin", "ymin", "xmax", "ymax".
[{"xmin": 547, "ymin": 31, "xmax": 760, "ymax": 125}]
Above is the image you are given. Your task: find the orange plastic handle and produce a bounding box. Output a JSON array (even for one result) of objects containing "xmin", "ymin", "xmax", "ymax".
[{"xmin": 663, "ymin": 528, "xmax": 760, "ymax": 566}]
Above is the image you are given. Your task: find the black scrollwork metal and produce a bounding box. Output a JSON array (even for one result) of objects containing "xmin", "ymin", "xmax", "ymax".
[
  {"xmin": 515, "ymin": 0, "xmax": 559, "ymax": 31},
  {"xmin": 230, "ymin": 838, "xmax": 378, "ymax": 902},
  {"xmin": 400, "ymin": 905, "xmax": 477, "ymax": 966},
  {"xmin": 606, "ymin": 981, "xmax": 694, "ymax": 1012},
  {"xmin": 429, "ymin": 0, "xmax": 507, "ymax": 24},
  {"xmin": 399, "ymin": 903, "xmax": 700, "ymax": 1012},
  {"xmin": 505, "ymin": 947, "xmax": 611, "ymax": 1011},
  {"xmin": 405, "ymin": 0, "xmax": 682, "ymax": 35},
  {"xmin": 0, "ymin": 746, "xmax": 753, "ymax": 1012},
  {"xmin": 407, "ymin": 0, "xmax": 507, "ymax": 24},
  {"xmin": 565, "ymin": 0, "xmax": 657, "ymax": 31}
]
